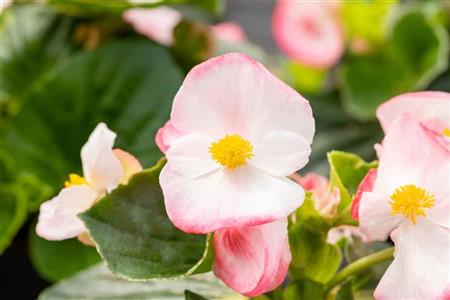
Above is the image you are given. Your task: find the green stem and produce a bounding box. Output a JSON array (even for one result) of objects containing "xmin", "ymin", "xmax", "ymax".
[{"xmin": 326, "ymin": 247, "xmax": 394, "ymax": 292}]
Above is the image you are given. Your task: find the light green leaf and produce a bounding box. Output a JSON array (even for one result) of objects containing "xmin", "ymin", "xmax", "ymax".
[
  {"xmin": 340, "ymin": 7, "xmax": 449, "ymax": 120},
  {"xmin": 283, "ymin": 279, "xmax": 325, "ymax": 300},
  {"xmin": 0, "ymin": 185, "xmax": 27, "ymax": 254},
  {"xmin": 327, "ymin": 151, "xmax": 377, "ymax": 226},
  {"xmin": 289, "ymin": 195, "xmax": 342, "ymax": 284},
  {"xmin": 38, "ymin": 263, "xmax": 242, "ymax": 300},
  {"xmin": 80, "ymin": 160, "xmax": 213, "ymax": 280},
  {"xmin": 5, "ymin": 39, "xmax": 183, "ymax": 203},
  {"xmin": 29, "ymin": 226, "xmax": 101, "ymax": 282}
]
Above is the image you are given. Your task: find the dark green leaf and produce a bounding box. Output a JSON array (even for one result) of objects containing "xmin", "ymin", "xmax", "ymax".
[
  {"xmin": 5, "ymin": 39, "xmax": 183, "ymax": 203},
  {"xmin": 29, "ymin": 225, "xmax": 101, "ymax": 282},
  {"xmin": 38, "ymin": 263, "xmax": 241, "ymax": 300},
  {"xmin": 0, "ymin": 185, "xmax": 27, "ymax": 254},
  {"xmin": 184, "ymin": 290, "xmax": 208, "ymax": 300},
  {"xmin": 335, "ymin": 279, "xmax": 355, "ymax": 300},
  {"xmin": 284, "ymin": 279, "xmax": 325, "ymax": 300},
  {"xmin": 80, "ymin": 160, "xmax": 213, "ymax": 280}
]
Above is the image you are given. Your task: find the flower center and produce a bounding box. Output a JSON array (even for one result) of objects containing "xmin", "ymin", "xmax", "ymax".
[
  {"xmin": 209, "ymin": 134, "xmax": 254, "ymax": 169},
  {"xmin": 443, "ymin": 127, "xmax": 450, "ymax": 137},
  {"xmin": 389, "ymin": 184, "xmax": 435, "ymax": 224},
  {"xmin": 64, "ymin": 173, "xmax": 88, "ymax": 187}
]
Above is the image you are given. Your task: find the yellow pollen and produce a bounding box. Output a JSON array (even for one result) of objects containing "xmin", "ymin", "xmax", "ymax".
[
  {"xmin": 64, "ymin": 173, "xmax": 88, "ymax": 187},
  {"xmin": 389, "ymin": 184, "xmax": 435, "ymax": 224},
  {"xmin": 209, "ymin": 134, "xmax": 254, "ymax": 169},
  {"xmin": 443, "ymin": 128, "xmax": 450, "ymax": 137}
]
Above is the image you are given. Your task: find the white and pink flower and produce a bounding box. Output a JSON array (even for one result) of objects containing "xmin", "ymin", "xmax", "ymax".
[
  {"xmin": 36, "ymin": 123, "xmax": 142, "ymax": 241},
  {"xmin": 157, "ymin": 52, "xmax": 314, "ymax": 295},
  {"xmin": 211, "ymin": 22, "xmax": 247, "ymax": 44},
  {"xmin": 272, "ymin": 0, "xmax": 344, "ymax": 68},
  {"xmin": 356, "ymin": 113, "xmax": 450, "ymax": 300}
]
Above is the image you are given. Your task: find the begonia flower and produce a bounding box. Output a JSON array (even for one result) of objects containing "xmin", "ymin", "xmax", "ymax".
[
  {"xmin": 123, "ymin": 6, "xmax": 182, "ymax": 46},
  {"xmin": 157, "ymin": 52, "xmax": 314, "ymax": 234},
  {"xmin": 213, "ymin": 219, "xmax": 291, "ymax": 297},
  {"xmin": 36, "ymin": 123, "xmax": 142, "ymax": 241},
  {"xmin": 377, "ymin": 91, "xmax": 450, "ymax": 151},
  {"xmin": 357, "ymin": 114, "xmax": 450, "ymax": 300},
  {"xmin": 272, "ymin": 0, "xmax": 344, "ymax": 68},
  {"xmin": 211, "ymin": 22, "xmax": 247, "ymax": 44}
]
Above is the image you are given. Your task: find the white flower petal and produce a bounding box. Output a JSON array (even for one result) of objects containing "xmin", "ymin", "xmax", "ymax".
[
  {"xmin": 81, "ymin": 123, "xmax": 124, "ymax": 192},
  {"xmin": 250, "ymin": 130, "xmax": 311, "ymax": 176}
]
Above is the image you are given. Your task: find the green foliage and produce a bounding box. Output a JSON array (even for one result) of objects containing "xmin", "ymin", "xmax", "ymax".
[
  {"xmin": 184, "ymin": 290, "xmax": 208, "ymax": 300},
  {"xmin": 340, "ymin": 6, "xmax": 449, "ymax": 120},
  {"xmin": 289, "ymin": 195, "xmax": 342, "ymax": 284},
  {"xmin": 5, "ymin": 39, "xmax": 182, "ymax": 204},
  {"xmin": 327, "ymin": 151, "xmax": 377, "ymax": 226},
  {"xmin": 80, "ymin": 160, "xmax": 213, "ymax": 280},
  {"xmin": 0, "ymin": 186, "xmax": 27, "ymax": 254},
  {"xmin": 38, "ymin": 263, "xmax": 241, "ymax": 300},
  {"xmin": 29, "ymin": 228, "xmax": 101, "ymax": 282},
  {"xmin": 335, "ymin": 279, "xmax": 355, "ymax": 300},
  {"xmin": 283, "ymin": 279, "xmax": 325, "ymax": 300}
]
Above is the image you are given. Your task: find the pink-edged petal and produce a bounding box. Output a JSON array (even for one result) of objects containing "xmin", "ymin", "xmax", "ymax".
[
  {"xmin": 213, "ymin": 219, "xmax": 291, "ymax": 297},
  {"xmin": 212, "ymin": 22, "xmax": 247, "ymax": 43},
  {"xmin": 251, "ymin": 130, "xmax": 311, "ymax": 176},
  {"xmin": 81, "ymin": 123, "xmax": 124, "ymax": 193},
  {"xmin": 376, "ymin": 91, "xmax": 450, "ymax": 133},
  {"xmin": 36, "ymin": 185, "xmax": 98, "ymax": 240},
  {"xmin": 160, "ymin": 164, "xmax": 304, "ymax": 234},
  {"xmin": 351, "ymin": 168, "xmax": 377, "ymax": 220},
  {"xmin": 375, "ymin": 219, "xmax": 450, "ymax": 300},
  {"xmin": 123, "ymin": 7, "xmax": 181, "ymax": 46},
  {"xmin": 295, "ymin": 172, "xmax": 328, "ymax": 192},
  {"xmin": 155, "ymin": 120, "xmax": 183, "ymax": 153},
  {"xmin": 165, "ymin": 133, "xmax": 219, "ymax": 179},
  {"xmin": 359, "ymin": 191, "xmax": 402, "ymax": 242},
  {"xmin": 168, "ymin": 53, "xmax": 314, "ymax": 143},
  {"xmin": 112, "ymin": 148, "xmax": 143, "ymax": 183},
  {"xmin": 373, "ymin": 114, "xmax": 450, "ymax": 209},
  {"xmin": 272, "ymin": 0, "xmax": 344, "ymax": 68}
]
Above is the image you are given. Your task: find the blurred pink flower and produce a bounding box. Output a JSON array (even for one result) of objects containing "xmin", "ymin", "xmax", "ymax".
[
  {"xmin": 211, "ymin": 22, "xmax": 247, "ymax": 43},
  {"xmin": 36, "ymin": 123, "xmax": 142, "ymax": 241},
  {"xmin": 357, "ymin": 114, "xmax": 450, "ymax": 299},
  {"xmin": 327, "ymin": 225, "xmax": 367, "ymax": 244},
  {"xmin": 272, "ymin": 0, "xmax": 344, "ymax": 68},
  {"xmin": 123, "ymin": 6, "xmax": 182, "ymax": 46}
]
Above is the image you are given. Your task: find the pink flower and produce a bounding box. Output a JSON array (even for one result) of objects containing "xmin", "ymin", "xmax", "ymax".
[
  {"xmin": 327, "ymin": 225, "xmax": 367, "ymax": 244},
  {"xmin": 292, "ymin": 172, "xmax": 340, "ymax": 217},
  {"xmin": 351, "ymin": 168, "xmax": 377, "ymax": 220},
  {"xmin": 377, "ymin": 91, "xmax": 450, "ymax": 151},
  {"xmin": 123, "ymin": 6, "xmax": 182, "ymax": 46},
  {"xmin": 213, "ymin": 219, "xmax": 291, "ymax": 297},
  {"xmin": 36, "ymin": 123, "xmax": 142, "ymax": 241},
  {"xmin": 211, "ymin": 22, "xmax": 247, "ymax": 44},
  {"xmin": 157, "ymin": 53, "xmax": 314, "ymax": 295},
  {"xmin": 272, "ymin": 0, "xmax": 344, "ymax": 68},
  {"xmin": 357, "ymin": 114, "xmax": 450, "ymax": 299}
]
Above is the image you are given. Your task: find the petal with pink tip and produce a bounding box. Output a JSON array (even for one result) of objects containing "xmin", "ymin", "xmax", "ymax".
[
  {"xmin": 213, "ymin": 219, "xmax": 291, "ymax": 297},
  {"xmin": 374, "ymin": 219, "xmax": 450, "ymax": 300},
  {"xmin": 212, "ymin": 22, "xmax": 247, "ymax": 43},
  {"xmin": 272, "ymin": 0, "xmax": 343, "ymax": 68},
  {"xmin": 36, "ymin": 185, "xmax": 98, "ymax": 240},
  {"xmin": 251, "ymin": 130, "xmax": 311, "ymax": 176},
  {"xmin": 351, "ymin": 168, "xmax": 377, "ymax": 220},
  {"xmin": 81, "ymin": 123, "xmax": 124, "ymax": 193},
  {"xmin": 168, "ymin": 53, "xmax": 314, "ymax": 144},
  {"xmin": 123, "ymin": 7, "xmax": 181, "ymax": 46},
  {"xmin": 376, "ymin": 91, "xmax": 450, "ymax": 133},
  {"xmin": 155, "ymin": 120, "xmax": 183, "ymax": 153},
  {"xmin": 160, "ymin": 164, "xmax": 304, "ymax": 234},
  {"xmin": 113, "ymin": 148, "xmax": 143, "ymax": 183}
]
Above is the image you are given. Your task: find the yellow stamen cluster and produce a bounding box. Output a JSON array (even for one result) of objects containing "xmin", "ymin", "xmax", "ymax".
[
  {"xmin": 209, "ymin": 134, "xmax": 254, "ymax": 169},
  {"xmin": 389, "ymin": 184, "xmax": 435, "ymax": 224},
  {"xmin": 443, "ymin": 128, "xmax": 450, "ymax": 137},
  {"xmin": 64, "ymin": 173, "xmax": 88, "ymax": 187}
]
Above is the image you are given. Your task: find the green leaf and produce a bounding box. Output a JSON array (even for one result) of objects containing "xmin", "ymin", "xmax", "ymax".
[
  {"xmin": 0, "ymin": 185, "xmax": 27, "ymax": 254},
  {"xmin": 340, "ymin": 7, "xmax": 449, "ymax": 120},
  {"xmin": 38, "ymin": 263, "xmax": 242, "ymax": 300},
  {"xmin": 4, "ymin": 39, "xmax": 183, "ymax": 203},
  {"xmin": 29, "ymin": 225, "xmax": 101, "ymax": 282},
  {"xmin": 80, "ymin": 160, "xmax": 213, "ymax": 280},
  {"xmin": 289, "ymin": 195, "xmax": 342, "ymax": 284},
  {"xmin": 327, "ymin": 151, "xmax": 377, "ymax": 226},
  {"xmin": 184, "ymin": 290, "xmax": 208, "ymax": 300},
  {"xmin": 283, "ymin": 279, "xmax": 325, "ymax": 300},
  {"xmin": 335, "ymin": 279, "xmax": 355, "ymax": 300}
]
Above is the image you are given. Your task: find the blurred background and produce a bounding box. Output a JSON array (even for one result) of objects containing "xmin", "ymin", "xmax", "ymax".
[{"xmin": 1, "ymin": 0, "xmax": 449, "ymax": 298}]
